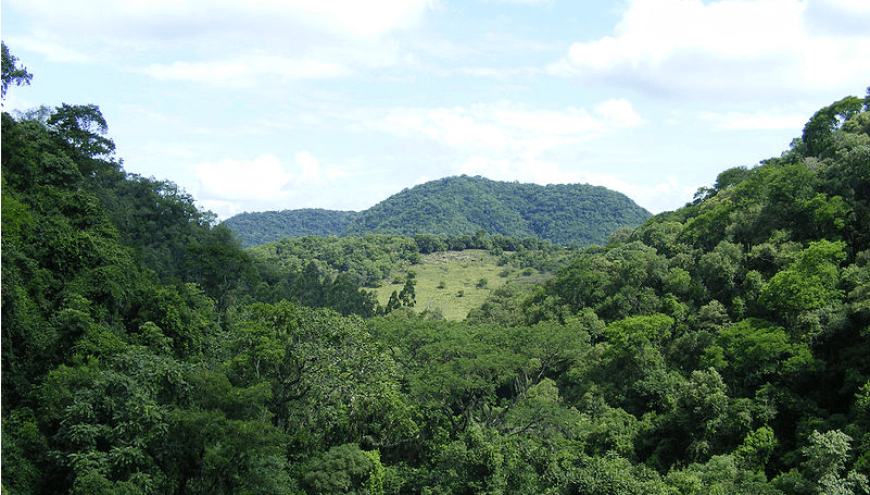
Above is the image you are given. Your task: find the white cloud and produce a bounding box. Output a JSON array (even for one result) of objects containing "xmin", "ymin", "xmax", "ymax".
[
  {"xmin": 294, "ymin": 150, "xmax": 352, "ymax": 183},
  {"xmin": 458, "ymin": 155, "xmax": 583, "ymax": 185},
  {"xmin": 549, "ymin": 0, "xmax": 870, "ymax": 100},
  {"xmin": 6, "ymin": 0, "xmax": 436, "ymax": 85},
  {"xmin": 2, "ymin": 35, "xmax": 90, "ymax": 63},
  {"xmin": 372, "ymin": 105, "xmax": 510, "ymax": 150},
  {"xmin": 295, "ymin": 151, "xmax": 324, "ymax": 184},
  {"xmin": 454, "ymin": 66, "xmax": 542, "ymax": 79},
  {"xmin": 197, "ymin": 155, "xmax": 293, "ymax": 202},
  {"xmin": 194, "ymin": 152, "xmax": 357, "ymax": 218},
  {"xmin": 594, "ymin": 99, "xmax": 645, "ymax": 127},
  {"xmin": 369, "ymin": 100, "xmax": 641, "ymax": 153},
  {"xmin": 483, "ymin": 0, "xmax": 553, "ymax": 4},
  {"xmin": 5, "ymin": 0, "xmax": 434, "ymax": 41},
  {"xmin": 139, "ymin": 55, "xmax": 354, "ymax": 85},
  {"xmin": 577, "ymin": 172, "xmax": 700, "ymax": 214},
  {"xmin": 699, "ymin": 110, "xmax": 808, "ymax": 131}
]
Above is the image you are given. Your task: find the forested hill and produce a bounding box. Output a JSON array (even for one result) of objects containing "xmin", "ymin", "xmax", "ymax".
[
  {"xmin": 345, "ymin": 175, "xmax": 651, "ymax": 245},
  {"xmin": 222, "ymin": 208, "xmax": 359, "ymax": 248},
  {"xmin": 222, "ymin": 175, "xmax": 651, "ymax": 247}
]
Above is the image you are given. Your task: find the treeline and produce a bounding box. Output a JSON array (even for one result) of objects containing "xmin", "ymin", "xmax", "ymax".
[
  {"xmin": 222, "ymin": 175, "xmax": 652, "ymax": 248},
  {"xmin": 3, "ymin": 43, "xmax": 870, "ymax": 494},
  {"xmin": 222, "ymin": 209, "xmax": 359, "ymax": 248},
  {"xmin": 247, "ymin": 232, "xmax": 557, "ymax": 288}
]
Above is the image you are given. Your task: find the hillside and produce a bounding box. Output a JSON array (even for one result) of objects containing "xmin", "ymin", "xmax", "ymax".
[
  {"xmin": 222, "ymin": 208, "xmax": 359, "ymax": 247},
  {"xmin": 373, "ymin": 249, "xmax": 551, "ymax": 321},
  {"xmin": 222, "ymin": 175, "xmax": 652, "ymax": 247},
  {"xmin": 5, "ymin": 44, "xmax": 870, "ymax": 495}
]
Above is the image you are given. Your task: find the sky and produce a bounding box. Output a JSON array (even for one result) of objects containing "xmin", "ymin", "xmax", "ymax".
[{"xmin": 2, "ymin": 0, "xmax": 869, "ymax": 219}]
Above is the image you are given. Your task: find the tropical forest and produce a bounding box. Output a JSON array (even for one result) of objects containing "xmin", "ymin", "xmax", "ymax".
[{"xmin": 2, "ymin": 42, "xmax": 870, "ymax": 494}]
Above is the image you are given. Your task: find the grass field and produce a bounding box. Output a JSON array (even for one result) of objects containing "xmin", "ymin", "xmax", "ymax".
[{"xmin": 374, "ymin": 249, "xmax": 548, "ymax": 320}]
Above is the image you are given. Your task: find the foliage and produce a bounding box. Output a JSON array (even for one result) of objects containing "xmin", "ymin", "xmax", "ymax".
[
  {"xmin": 222, "ymin": 208, "xmax": 359, "ymax": 248},
  {"xmin": 223, "ymin": 175, "xmax": 652, "ymax": 247},
  {"xmin": 4, "ymin": 45, "xmax": 870, "ymax": 494},
  {"xmin": 1, "ymin": 41, "xmax": 33, "ymax": 99}
]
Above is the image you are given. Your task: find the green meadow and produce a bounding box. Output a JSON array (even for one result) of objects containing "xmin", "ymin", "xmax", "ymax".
[{"xmin": 374, "ymin": 249, "xmax": 548, "ymax": 320}]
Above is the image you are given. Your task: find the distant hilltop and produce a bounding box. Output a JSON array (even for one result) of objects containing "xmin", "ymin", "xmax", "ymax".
[{"xmin": 222, "ymin": 175, "xmax": 652, "ymax": 247}]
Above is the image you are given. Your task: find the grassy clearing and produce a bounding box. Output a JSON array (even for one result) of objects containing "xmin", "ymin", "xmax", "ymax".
[{"xmin": 374, "ymin": 249, "xmax": 548, "ymax": 320}]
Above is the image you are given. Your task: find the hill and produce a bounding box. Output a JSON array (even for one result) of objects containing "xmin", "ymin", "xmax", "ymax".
[
  {"xmin": 221, "ymin": 208, "xmax": 359, "ymax": 248},
  {"xmin": 222, "ymin": 175, "xmax": 652, "ymax": 247}
]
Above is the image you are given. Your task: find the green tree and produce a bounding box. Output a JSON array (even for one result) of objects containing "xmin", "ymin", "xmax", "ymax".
[
  {"xmin": 665, "ymin": 455, "xmax": 777, "ymax": 495},
  {"xmin": 36, "ymin": 350, "xmax": 186, "ymax": 494},
  {"xmin": 702, "ymin": 318, "xmax": 817, "ymax": 394},
  {"xmin": 775, "ymin": 430, "xmax": 870, "ymax": 495},
  {"xmin": 803, "ymin": 95, "xmax": 867, "ymax": 158},
  {"xmin": 399, "ymin": 276, "xmax": 416, "ymax": 308},
  {"xmin": 302, "ymin": 444, "xmax": 387, "ymax": 495},
  {"xmin": 47, "ymin": 104, "xmax": 117, "ymax": 177},
  {"xmin": 1, "ymin": 41, "xmax": 33, "ymax": 99},
  {"xmin": 758, "ymin": 240, "xmax": 846, "ymax": 325}
]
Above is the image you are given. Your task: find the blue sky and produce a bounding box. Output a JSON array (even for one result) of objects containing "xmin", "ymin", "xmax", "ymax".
[{"xmin": 3, "ymin": 0, "xmax": 869, "ymax": 218}]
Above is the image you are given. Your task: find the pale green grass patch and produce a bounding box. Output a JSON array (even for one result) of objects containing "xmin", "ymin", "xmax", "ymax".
[{"xmin": 374, "ymin": 249, "xmax": 545, "ymax": 320}]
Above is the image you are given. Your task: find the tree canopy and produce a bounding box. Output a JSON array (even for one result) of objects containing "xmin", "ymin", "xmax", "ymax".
[
  {"xmin": 3, "ymin": 44, "xmax": 870, "ymax": 494},
  {"xmin": 223, "ymin": 175, "xmax": 652, "ymax": 248}
]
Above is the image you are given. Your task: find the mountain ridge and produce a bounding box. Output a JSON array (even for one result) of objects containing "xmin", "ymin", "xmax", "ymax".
[{"xmin": 223, "ymin": 175, "xmax": 652, "ymax": 247}]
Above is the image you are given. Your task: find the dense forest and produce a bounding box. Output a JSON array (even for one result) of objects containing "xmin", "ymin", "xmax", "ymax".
[
  {"xmin": 222, "ymin": 176, "xmax": 652, "ymax": 248},
  {"xmin": 3, "ymin": 43, "xmax": 870, "ymax": 494},
  {"xmin": 222, "ymin": 209, "xmax": 360, "ymax": 248}
]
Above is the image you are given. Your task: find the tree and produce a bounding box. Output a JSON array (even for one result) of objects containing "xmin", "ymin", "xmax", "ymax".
[
  {"xmin": 775, "ymin": 430, "xmax": 870, "ymax": 495},
  {"xmin": 803, "ymin": 95, "xmax": 867, "ymax": 158},
  {"xmin": 183, "ymin": 224, "xmax": 254, "ymax": 315},
  {"xmin": 1, "ymin": 42, "xmax": 33, "ymax": 99},
  {"xmin": 36, "ymin": 350, "xmax": 187, "ymax": 494},
  {"xmin": 759, "ymin": 240, "xmax": 846, "ymax": 319},
  {"xmin": 302, "ymin": 443, "xmax": 386, "ymax": 495},
  {"xmin": 47, "ymin": 104, "xmax": 116, "ymax": 169},
  {"xmin": 702, "ymin": 318, "xmax": 817, "ymax": 394},
  {"xmin": 399, "ymin": 277, "xmax": 416, "ymax": 308}
]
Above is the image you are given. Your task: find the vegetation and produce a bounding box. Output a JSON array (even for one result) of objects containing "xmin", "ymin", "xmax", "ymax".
[
  {"xmin": 372, "ymin": 249, "xmax": 551, "ymax": 321},
  {"xmin": 244, "ymin": 233, "xmax": 567, "ymax": 320},
  {"xmin": 223, "ymin": 175, "xmax": 652, "ymax": 248},
  {"xmin": 222, "ymin": 209, "xmax": 359, "ymax": 248},
  {"xmin": 3, "ymin": 44, "xmax": 870, "ymax": 494}
]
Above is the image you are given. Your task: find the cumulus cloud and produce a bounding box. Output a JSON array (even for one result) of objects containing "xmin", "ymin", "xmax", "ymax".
[
  {"xmin": 548, "ymin": 0, "xmax": 870, "ymax": 100},
  {"xmin": 458, "ymin": 155, "xmax": 583, "ymax": 186},
  {"xmin": 699, "ymin": 110, "xmax": 808, "ymax": 131},
  {"xmin": 194, "ymin": 151, "xmax": 356, "ymax": 218},
  {"xmin": 577, "ymin": 173, "xmax": 700, "ymax": 214},
  {"xmin": 6, "ymin": 0, "xmax": 436, "ymax": 85},
  {"xmin": 197, "ymin": 155, "xmax": 293, "ymax": 202},
  {"xmin": 294, "ymin": 151, "xmax": 353, "ymax": 183},
  {"xmin": 369, "ymin": 100, "xmax": 643, "ymax": 154},
  {"xmin": 482, "ymin": 0, "xmax": 553, "ymax": 5},
  {"xmin": 2, "ymin": 35, "xmax": 90, "ymax": 63},
  {"xmin": 140, "ymin": 55, "xmax": 355, "ymax": 85},
  {"xmin": 594, "ymin": 99, "xmax": 645, "ymax": 127},
  {"xmin": 5, "ymin": 0, "xmax": 434, "ymax": 42}
]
